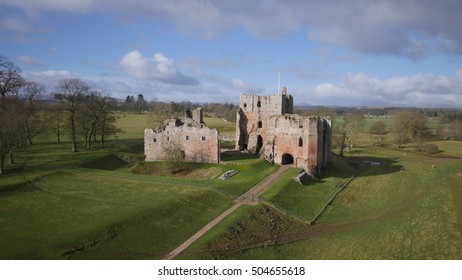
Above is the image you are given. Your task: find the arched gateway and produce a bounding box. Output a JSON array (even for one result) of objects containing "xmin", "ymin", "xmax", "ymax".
[{"xmin": 281, "ymin": 153, "xmax": 294, "ymax": 165}]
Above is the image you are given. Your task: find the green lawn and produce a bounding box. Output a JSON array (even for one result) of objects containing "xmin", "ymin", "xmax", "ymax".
[
  {"xmin": 262, "ymin": 154, "xmax": 356, "ymax": 222},
  {"xmin": 2, "ymin": 112, "xmax": 461, "ymax": 260},
  {"xmin": 0, "ymin": 170, "xmax": 234, "ymax": 259},
  {"xmin": 204, "ymin": 116, "xmax": 236, "ymax": 137},
  {"xmin": 182, "ymin": 142, "xmax": 462, "ymax": 259},
  {"xmin": 0, "ymin": 113, "xmax": 275, "ymax": 259}
]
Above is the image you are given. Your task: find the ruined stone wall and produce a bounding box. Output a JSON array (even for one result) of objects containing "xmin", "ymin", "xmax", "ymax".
[
  {"xmin": 235, "ymin": 93, "xmax": 293, "ymax": 152},
  {"xmin": 262, "ymin": 114, "xmax": 330, "ymax": 174},
  {"xmin": 145, "ymin": 117, "xmax": 220, "ymax": 164}
]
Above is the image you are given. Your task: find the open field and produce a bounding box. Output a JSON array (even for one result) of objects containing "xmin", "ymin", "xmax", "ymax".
[
  {"xmin": 0, "ymin": 114, "xmax": 277, "ymax": 259},
  {"xmin": 178, "ymin": 141, "xmax": 462, "ymax": 259},
  {"xmin": 0, "ymin": 170, "xmax": 233, "ymax": 259},
  {"xmin": 1, "ymin": 113, "xmax": 461, "ymax": 259}
]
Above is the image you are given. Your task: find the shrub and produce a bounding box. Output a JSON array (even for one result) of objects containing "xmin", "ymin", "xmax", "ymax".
[{"xmin": 417, "ymin": 143, "xmax": 440, "ymax": 154}]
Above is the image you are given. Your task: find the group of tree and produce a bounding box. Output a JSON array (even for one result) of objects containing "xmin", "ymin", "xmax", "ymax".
[
  {"xmin": 122, "ymin": 94, "xmax": 148, "ymax": 113},
  {"xmin": 1, "ymin": 56, "xmax": 40, "ymax": 174},
  {"xmin": 54, "ymin": 79, "xmax": 120, "ymax": 152},
  {"xmin": 0, "ymin": 56, "xmax": 120, "ymax": 174},
  {"xmin": 329, "ymin": 108, "xmax": 460, "ymax": 156}
]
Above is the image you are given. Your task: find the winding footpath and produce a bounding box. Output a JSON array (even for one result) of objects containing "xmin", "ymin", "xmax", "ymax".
[{"xmin": 163, "ymin": 165, "xmax": 291, "ymax": 260}]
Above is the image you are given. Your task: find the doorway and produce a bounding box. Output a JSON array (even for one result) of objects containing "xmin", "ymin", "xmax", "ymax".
[
  {"xmin": 281, "ymin": 153, "xmax": 294, "ymax": 165},
  {"xmin": 255, "ymin": 135, "xmax": 263, "ymax": 154}
]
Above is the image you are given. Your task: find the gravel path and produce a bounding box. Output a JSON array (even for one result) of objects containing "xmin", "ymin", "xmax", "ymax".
[{"xmin": 163, "ymin": 165, "xmax": 291, "ymax": 260}]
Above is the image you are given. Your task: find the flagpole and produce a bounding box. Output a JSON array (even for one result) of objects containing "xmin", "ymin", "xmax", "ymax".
[{"xmin": 277, "ymin": 71, "xmax": 280, "ymax": 94}]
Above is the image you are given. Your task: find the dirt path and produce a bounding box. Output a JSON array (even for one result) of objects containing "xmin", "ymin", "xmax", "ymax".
[{"xmin": 163, "ymin": 165, "xmax": 291, "ymax": 260}]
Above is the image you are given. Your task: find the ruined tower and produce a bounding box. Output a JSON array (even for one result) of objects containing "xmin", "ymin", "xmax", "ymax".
[{"xmin": 235, "ymin": 88, "xmax": 332, "ymax": 175}]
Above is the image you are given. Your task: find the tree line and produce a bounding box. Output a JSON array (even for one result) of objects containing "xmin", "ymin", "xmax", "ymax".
[
  {"xmin": 0, "ymin": 56, "xmax": 120, "ymax": 174},
  {"xmin": 296, "ymin": 105, "xmax": 462, "ymax": 156}
]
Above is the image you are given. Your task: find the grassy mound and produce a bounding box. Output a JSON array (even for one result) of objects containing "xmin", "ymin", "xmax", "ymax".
[{"xmin": 80, "ymin": 154, "xmax": 129, "ymax": 171}]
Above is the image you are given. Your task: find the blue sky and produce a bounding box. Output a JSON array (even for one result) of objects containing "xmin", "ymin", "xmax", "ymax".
[{"xmin": 1, "ymin": 0, "xmax": 462, "ymax": 107}]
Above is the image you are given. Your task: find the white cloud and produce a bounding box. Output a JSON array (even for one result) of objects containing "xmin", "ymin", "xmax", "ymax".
[
  {"xmin": 120, "ymin": 50, "xmax": 198, "ymax": 85},
  {"xmin": 230, "ymin": 78, "xmax": 264, "ymax": 93},
  {"xmin": 17, "ymin": 55, "xmax": 41, "ymax": 66},
  {"xmin": 3, "ymin": 0, "xmax": 462, "ymax": 57},
  {"xmin": 0, "ymin": 15, "xmax": 34, "ymax": 33},
  {"xmin": 298, "ymin": 70, "xmax": 462, "ymax": 107},
  {"xmin": 23, "ymin": 70, "xmax": 75, "ymax": 92}
]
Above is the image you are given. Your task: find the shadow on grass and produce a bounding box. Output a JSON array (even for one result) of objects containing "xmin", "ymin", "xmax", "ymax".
[
  {"xmin": 80, "ymin": 154, "xmax": 130, "ymax": 171},
  {"xmin": 220, "ymin": 151, "xmax": 260, "ymax": 162}
]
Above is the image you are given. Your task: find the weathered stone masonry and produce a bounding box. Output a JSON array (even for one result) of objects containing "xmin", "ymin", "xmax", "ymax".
[
  {"xmin": 145, "ymin": 108, "xmax": 220, "ymax": 164},
  {"xmin": 236, "ymin": 88, "xmax": 332, "ymax": 175}
]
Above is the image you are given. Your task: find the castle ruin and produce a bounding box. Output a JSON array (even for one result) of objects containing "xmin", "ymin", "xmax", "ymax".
[
  {"xmin": 236, "ymin": 87, "xmax": 332, "ymax": 175},
  {"xmin": 144, "ymin": 87, "xmax": 332, "ymax": 175},
  {"xmin": 144, "ymin": 108, "xmax": 220, "ymax": 164}
]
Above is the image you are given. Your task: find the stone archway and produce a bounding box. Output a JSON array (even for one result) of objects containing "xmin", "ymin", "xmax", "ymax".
[{"xmin": 281, "ymin": 153, "xmax": 294, "ymax": 165}]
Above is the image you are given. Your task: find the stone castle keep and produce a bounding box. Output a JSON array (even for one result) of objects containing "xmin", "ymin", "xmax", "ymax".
[
  {"xmin": 236, "ymin": 87, "xmax": 332, "ymax": 175},
  {"xmin": 144, "ymin": 87, "xmax": 332, "ymax": 175}
]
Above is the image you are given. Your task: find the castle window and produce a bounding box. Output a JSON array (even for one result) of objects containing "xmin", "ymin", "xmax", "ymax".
[
  {"xmin": 257, "ymin": 100, "xmax": 261, "ymax": 107},
  {"xmin": 153, "ymin": 138, "xmax": 157, "ymax": 143},
  {"xmin": 201, "ymin": 136, "xmax": 206, "ymax": 141},
  {"xmin": 186, "ymin": 135, "xmax": 190, "ymax": 141},
  {"xmin": 243, "ymin": 103, "xmax": 247, "ymax": 109},
  {"xmin": 258, "ymin": 121, "xmax": 262, "ymax": 128},
  {"xmin": 167, "ymin": 137, "xmax": 170, "ymax": 141},
  {"xmin": 298, "ymin": 137, "xmax": 303, "ymax": 147},
  {"xmin": 299, "ymin": 121, "xmax": 303, "ymax": 128}
]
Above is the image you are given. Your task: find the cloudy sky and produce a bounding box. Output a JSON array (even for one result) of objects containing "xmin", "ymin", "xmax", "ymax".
[{"xmin": 1, "ymin": 0, "xmax": 462, "ymax": 107}]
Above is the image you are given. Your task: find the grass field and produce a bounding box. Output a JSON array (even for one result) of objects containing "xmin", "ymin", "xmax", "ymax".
[
  {"xmin": 0, "ymin": 114, "xmax": 277, "ymax": 259},
  {"xmin": 178, "ymin": 141, "xmax": 462, "ymax": 259},
  {"xmin": 1, "ymin": 113, "xmax": 461, "ymax": 260},
  {"xmin": 0, "ymin": 171, "xmax": 233, "ymax": 259}
]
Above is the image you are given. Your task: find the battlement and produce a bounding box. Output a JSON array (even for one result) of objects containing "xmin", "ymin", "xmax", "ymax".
[{"xmin": 239, "ymin": 92, "xmax": 293, "ymax": 116}]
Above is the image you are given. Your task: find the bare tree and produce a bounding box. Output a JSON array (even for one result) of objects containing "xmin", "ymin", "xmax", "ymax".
[
  {"xmin": 147, "ymin": 101, "xmax": 185, "ymax": 131},
  {"xmin": 163, "ymin": 141, "xmax": 187, "ymax": 174},
  {"xmin": 97, "ymin": 95, "xmax": 120, "ymax": 148},
  {"xmin": 77, "ymin": 91, "xmax": 121, "ymax": 149},
  {"xmin": 41, "ymin": 102, "xmax": 66, "ymax": 144},
  {"xmin": 446, "ymin": 120, "xmax": 462, "ymax": 140},
  {"xmin": 78, "ymin": 92, "xmax": 100, "ymax": 149},
  {"xmin": 22, "ymin": 82, "xmax": 45, "ymax": 145},
  {"xmin": 0, "ymin": 57, "xmax": 25, "ymax": 174},
  {"xmin": 343, "ymin": 112, "xmax": 366, "ymax": 151},
  {"xmin": 368, "ymin": 120, "xmax": 386, "ymax": 146},
  {"xmin": 0, "ymin": 98, "xmax": 24, "ymax": 173},
  {"xmin": 339, "ymin": 130, "xmax": 347, "ymax": 157},
  {"xmin": 1, "ymin": 56, "xmax": 25, "ymax": 109},
  {"xmin": 54, "ymin": 79, "xmax": 90, "ymax": 152}
]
